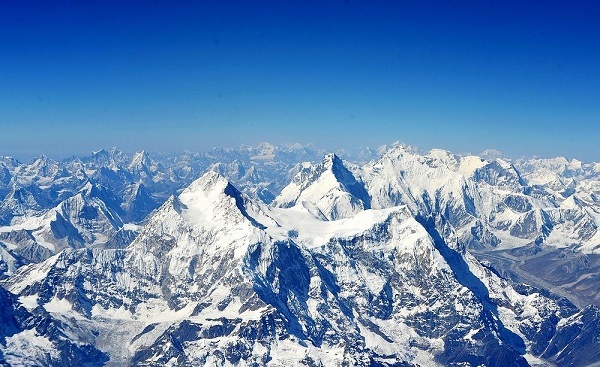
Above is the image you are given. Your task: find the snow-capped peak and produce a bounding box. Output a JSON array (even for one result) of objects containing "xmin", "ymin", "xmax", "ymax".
[
  {"xmin": 30, "ymin": 154, "xmax": 51, "ymax": 167},
  {"xmin": 128, "ymin": 150, "xmax": 152, "ymax": 170},
  {"xmin": 274, "ymin": 154, "xmax": 370, "ymax": 220},
  {"xmin": 181, "ymin": 169, "xmax": 229, "ymax": 196},
  {"xmin": 3, "ymin": 143, "xmax": 600, "ymax": 366},
  {"xmin": 92, "ymin": 148, "xmax": 109, "ymax": 158},
  {"xmin": 130, "ymin": 170, "xmax": 266, "ymax": 259}
]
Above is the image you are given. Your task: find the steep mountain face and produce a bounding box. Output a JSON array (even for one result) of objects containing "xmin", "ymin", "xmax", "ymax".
[
  {"xmin": 209, "ymin": 160, "xmax": 279, "ymax": 204},
  {"xmin": 356, "ymin": 145, "xmax": 600, "ymax": 252},
  {"xmin": 38, "ymin": 182, "xmax": 133, "ymax": 250},
  {"xmin": 0, "ymin": 185, "xmax": 49, "ymax": 225},
  {"xmin": 0, "ymin": 171, "xmax": 595, "ymax": 366},
  {"xmin": 0, "ymin": 182, "xmax": 137, "ymax": 278},
  {"xmin": 120, "ymin": 183, "xmax": 159, "ymax": 223},
  {"xmin": 539, "ymin": 304, "xmax": 600, "ymax": 366},
  {"xmin": 363, "ymin": 146, "xmax": 532, "ymax": 244}
]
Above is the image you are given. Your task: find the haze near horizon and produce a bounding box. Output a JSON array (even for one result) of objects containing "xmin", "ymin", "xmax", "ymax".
[{"xmin": 1, "ymin": 1, "xmax": 598, "ymax": 160}]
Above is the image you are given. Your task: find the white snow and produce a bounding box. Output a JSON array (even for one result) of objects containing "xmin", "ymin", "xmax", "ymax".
[
  {"xmin": 264, "ymin": 205, "xmax": 403, "ymax": 248},
  {"xmin": 458, "ymin": 155, "xmax": 486, "ymax": 175},
  {"xmin": 44, "ymin": 297, "xmax": 74, "ymax": 313},
  {"xmin": 18, "ymin": 295, "xmax": 39, "ymax": 310},
  {"xmin": 3, "ymin": 329, "xmax": 58, "ymax": 365},
  {"xmin": 91, "ymin": 304, "xmax": 134, "ymax": 320},
  {"xmin": 6, "ymin": 254, "xmax": 60, "ymax": 294},
  {"xmin": 123, "ymin": 223, "xmax": 142, "ymax": 231}
]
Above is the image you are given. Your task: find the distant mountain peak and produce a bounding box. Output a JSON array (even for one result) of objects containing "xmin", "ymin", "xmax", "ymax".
[
  {"xmin": 274, "ymin": 153, "xmax": 370, "ymax": 219},
  {"xmin": 92, "ymin": 148, "xmax": 108, "ymax": 156},
  {"xmin": 1, "ymin": 142, "xmax": 600, "ymax": 366},
  {"xmin": 481, "ymin": 149, "xmax": 505, "ymax": 160},
  {"xmin": 32, "ymin": 154, "xmax": 50, "ymax": 163},
  {"xmin": 129, "ymin": 150, "xmax": 151, "ymax": 167}
]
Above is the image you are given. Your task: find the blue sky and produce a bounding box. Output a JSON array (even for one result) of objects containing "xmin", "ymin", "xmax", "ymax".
[{"xmin": 1, "ymin": 1, "xmax": 599, "ymax": 160}]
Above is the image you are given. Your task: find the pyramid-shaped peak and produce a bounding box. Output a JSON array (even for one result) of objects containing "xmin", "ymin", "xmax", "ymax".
[
  {"xmin": 321, "ymin": 154, "xmax": 357, "ymax": 181},
  {"xmin": 274, "ymin": 152, "xmax": 370, "ymax": 218},
  {"xmin": 183, "ymin": 170, "xmax": 234, "ymax": 197},
  {"xmin": 171, "ymin": 169, "xmax": 268, "ymax": 231},
  {"xmin": 128, "ymin": 151, "xmax": 157, "ymax": 175},
  {"xmin": 130, "ymin": 150, "xmax": 151, "ymax": 165}
]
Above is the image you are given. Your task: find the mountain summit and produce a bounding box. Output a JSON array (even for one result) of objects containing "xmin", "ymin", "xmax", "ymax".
[{"xmin": 274, "ymin": 153, "xmax": 370, "ymax": 220}]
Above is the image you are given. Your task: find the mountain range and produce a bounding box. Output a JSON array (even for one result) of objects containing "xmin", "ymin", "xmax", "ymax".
[{"xmin": 0, "ymin": 142, "xmax": 598, "ymax": 366}]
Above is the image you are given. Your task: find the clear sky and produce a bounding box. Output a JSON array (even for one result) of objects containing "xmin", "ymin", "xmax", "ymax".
[{"xmin": 1, "ymin": 0, "xmax": 599, "ymax": 161}]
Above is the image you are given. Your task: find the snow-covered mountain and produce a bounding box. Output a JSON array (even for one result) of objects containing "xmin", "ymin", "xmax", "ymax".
[
  {"xmin": 0, "ymin": 182, "xmax": 137, "ymax": 276},
  {"xmin": 361, "ymin": 146, "xmax": 600, "ymax": 305},
  {"xmin": 274, "ymin": 144, "xmax": 600, "ymax": 307},
  {"xmin": 0, "ymin": 142, "xmax": 599, "ymax": 366},
  {"xmin": 1, "ymin": 170, "xmax": 597, "ymax": 366},
  {"xmin": 274, "ymin": 153, "xmax": 370, "ymax": 220}
]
